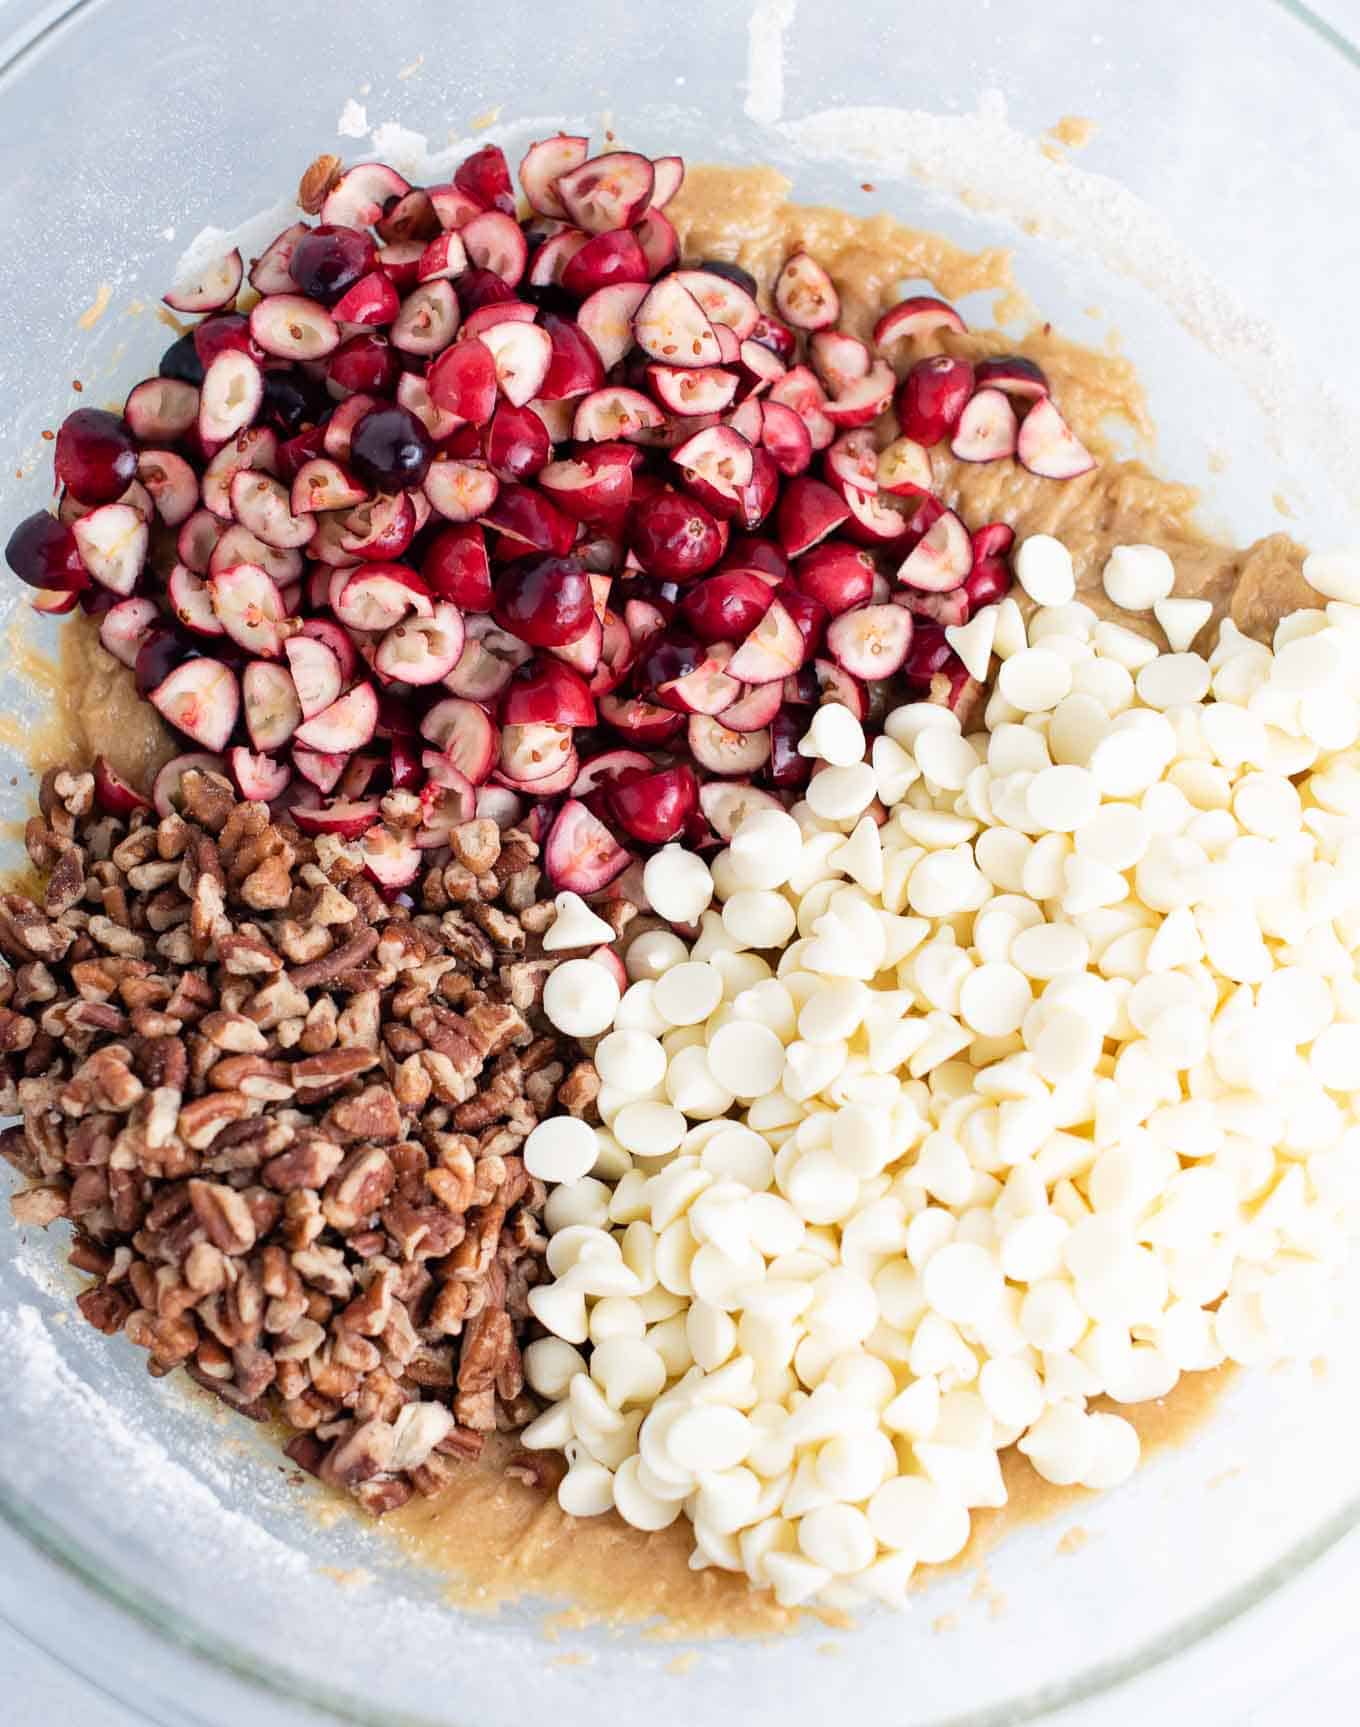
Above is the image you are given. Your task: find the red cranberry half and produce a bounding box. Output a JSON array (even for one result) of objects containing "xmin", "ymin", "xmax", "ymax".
[
  {"xmin": 290, "ymin": 224, "xmax": 378, "ymax": 303},
  {"xmin": 54, "ymin": 409, "xmax": 137, "ymax": 505},
  {"xmin": 492, "ymin": 554, "xmax": 595, "ymax": 647}
]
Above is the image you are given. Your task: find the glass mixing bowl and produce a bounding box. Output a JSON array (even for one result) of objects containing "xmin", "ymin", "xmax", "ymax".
[{"xmin": 1, "ymin": 1, "xmax": 1359, "ymax": 1722}]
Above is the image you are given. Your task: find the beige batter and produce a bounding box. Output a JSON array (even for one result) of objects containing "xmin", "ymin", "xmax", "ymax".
[{"xmin": 12, "ymin": 164, "xmax": 1308, "ymax": 1633}]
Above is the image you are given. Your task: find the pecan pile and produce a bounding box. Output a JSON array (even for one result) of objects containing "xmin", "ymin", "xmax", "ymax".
[{"xmin": 0, "ymin": 765, "xmax": 608, "ymax": 1514}]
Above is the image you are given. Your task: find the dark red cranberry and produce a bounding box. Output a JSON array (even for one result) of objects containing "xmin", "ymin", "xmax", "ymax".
[
  {"xmin": 54, "ymin": 409, "xmax": 137, "ymax": 505},
  {"xmin": 193, "ymin": 312, "xmax": 261, "ymax": 369},
  {"xmin": 260, "ymin": 367, "xmax": 327, "ymax": 433},
  {"xmin": 765, "ymin": 709, "xmax": 812, "ymax": 788},
  {"xmin": 422, "ymin": 524, "xmax": 493, "ymax": 609},
  {"xmin": 4, "ymin": 512, "xmax": 90, "ymax": 592},
  {"xmin": 635, "ymin": 629, "xmax": 705, "ymax": 694},
  {"xmin": 491, "ymin": 554, "xmax": 594, "ymax": 647},
  {"xmin": 454, "ymin": 145, "xmax": 516, "ymax": 215},
  {"xmin": 289, "ymin": 224, "xmax": 377, "ymax": 303},
  {"xmin": 457, "ymin": 267, "xmax": 519, "ymax": 313},
  {"xmin": 484, "ymin": 403, "xmax": 551, "ymax": 482},
  {"xmin": 77, "ymin": 585, "xmax": 120, "ymax": 617},
  {"xmin": 134, "ymin": 628, "xmax": 199, "ymax": 697},
  {"xmin": 327, "ymin": 333, "xmax": 400, "ymax": 398},
  {"xmin": 277, "ymin": 422, "xmax": 328, "ymax": 480},
  {"xmin": 690, "ymin": 257, "xmax": 759, "ymax": 299},
  {"xmin": 376, "ymin": 687, "xmax": 421, "ymax": 737},
  {"xmin": 629, "ymin": 491, "xmax": 723, "ymax": 582},
  {"xmin": 158, "ymin": 331, "xmax": 205, "ymax": 387},
  {"xmin": 895, "ymin": 356, "xmax": 975, "ymax": 446},
  {"xmin": 349, "ymin": 405, "xmax": 433, "ymax": 492},
  {"xmin": 964, "ymin": 557, "xmax": 1010, "ymax": 612},
  {"xmin": 679, "ymin": 569, "xmax": 774, "ymax": 643},
  {"xmin": 902, "ymin": 620, "xmax": 957, "ymax": 687},
  {"xmin": 748, "ymin": 312, "xmax": 797, "ymax": 362},
  {"xmin": 721, "ymin": 535, "xmax": 789, "ymax": 584},
  {"xmin": 609, "ymin": 764, "xmax": 699, "ymax": 845}
]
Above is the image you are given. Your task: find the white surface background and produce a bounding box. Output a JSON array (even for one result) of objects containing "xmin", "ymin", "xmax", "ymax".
[{"xmin": 4, "ymin": 0, "xmax": 1360, "ymax": 1719}]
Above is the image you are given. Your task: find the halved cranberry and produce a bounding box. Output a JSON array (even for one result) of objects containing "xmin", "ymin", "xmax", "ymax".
[
  {"xmin": 349, "ymin": 404, "xmax": 432, "ymax": 491},
  {"xmin": 896, "ymin": 356, "xmax": 975, "ymax": 445},
  {"xmin": 501, "ymin": 657, "xmax": 596, "ymax": 727},
  {"xmin": 964, "ymin": 557, "xmax": 1010, "ymax": 611},
  {"xmin": 635, "ymin": 628, "xmax": 705, "ymax": 694},
  {"xmin": 259, "ymin": 367, "xmax": 327, "ymax": 434},
  {"xmin": 628, "ymin": 490, "xmax": 723, "ymax": 582},
  {"xmin": 775, "ymin": 475, "xmax": 851, "ymax": 557},
  {"xmin": 193, "ymin": 313, "xmax": 262, "ymax": 369},
  {"xmin": 159, "ymin": 330, "xmax": 206, "ymax": 386},
  {"xmin": 544, "ymin": 798, "xmax": 632, "ymax": 892},
  {"xmin": 289, "ymin": 224, "xmax": 378, "ymax": 303},
  {"xmin": 327, "ymin": 333, "xmax": 400, "ymax": 397},
  {"xmin": 54, "ymin": 409, "xmax": 137, "ymax": 505},
  {"xmin": 679, "ymin": 568, "xmax": 774, "ymax": 643},
  {"xmin": 722, "ymin": 535, "xmax": 789, "ymax": 585},
  {"xmin": 454, "ymin": 144, "xmax": 516, "ymax": 215},
  {"xmin": 537, "ymin": 311, "xmax": 606, "ymax": 402},
  {"xmin": 795, "ymin": 539, "xmax": 876, "ymax": 614},
  {"xmin": 902, "ymin": 620, "xmax": 956, "ymax": 686},
  {"xmin": 539, "ymin": 447, "xmax": 634, "ymax": 523},
  {"xmin": 485, "ymin": 403, "xmax": 552, "ymax": 481},
  {"xmin": 764, "ymin": 709, "xmax": 810, "ymax": 789},
  {"xmin": 5, "ymin": 512, "xmax": 89, "ymax": 592},
  {"xmin": 609, "ymin": 763, "xmax": 698, "ymax": 844},
  {"xmin": 483, "ymin": 483, "xmax": 575, "ymax": 556},
  {"xmin": 598, "ymin": 692, "xmax": 685, "ymax": 744},
  {"xmin": 561, "ymin": 230, "xmax": 651, "ymax": 298},
  {"xmin": 492, "ymin": 554, "xmax": 593, "ymax": 647},
  {"xmin": 777, "ymin": 586, "xmax": 829, "ymax": 661}
]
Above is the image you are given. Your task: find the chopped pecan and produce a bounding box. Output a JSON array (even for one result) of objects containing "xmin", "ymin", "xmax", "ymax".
[
  {"xmin": 286, "ymin": 925, "xmax": 378, "ymax": 989},
  {"xmin": 297, "ymin": 151, "xmax": 342, "ymax": 214}
]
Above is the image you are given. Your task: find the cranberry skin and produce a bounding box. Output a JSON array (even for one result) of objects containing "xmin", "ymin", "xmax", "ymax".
[
  {"xmin": 492, "ymin": 554, "xmax": 594, "ymax": 648},
  {"xmin": 422, "ymin": 524, "xmax": 492, "ymax": 609},
  {"xmin": 777, "ymin": 585, "xmax": 828, "ymax": 659},
  {"xmin": 457, "ymin": 267, "xmax": 519, "ymax": 313},
  {"xmin": 484, "ymin": 403, "xmax": 551, "ymax": 482},
  {"xmin": 349, "ymin": 405, "xmax": 433, "ymax": 492},
  {"xmin": 134, "ymin": 628, "xmax": 199, "ymax": 697},
  {"xmin": 902, "ymin": 620, "xmax": 956, "ymax": 687},
  {"xmin": 538, "ymin": 311, "xmax": 605, "ymax": 402},
  {"xmin": 748, "ymin": 312, "xmax": 797, "ymax": 362},
  {"xmin": 609, "ymin": 763, "xmax": 699, "ymax": 845},
  {"xmin": 964, "ymin": 556, "xmax": 1010, "ymax": 612},
  {"xmin": 376, "ymin": 687, "xmax": 420, "ymax": 738},
  {"xmin": 4, "ymin": 512, "xmax": 90, "ymax": 592},
  {"xmin": 327, "ymin": 333, "xmax": 400, "ymax": 398},
  {"xmin": 193, "ymin": 312, "xmax": 261, "ymax": 369},
  {"xmin": 289, "ymin": 224, "xmax": 377, "ymax": 303},
  {"xmin": 629, "ymin": 491, "xmax": 723, "ymax": 583},
  {"xmin": 896, "ymin": 356, "xmax": 975, "ymax": 445},
  {"xmin": 679, "ymin": 570, "xmax": 774, "ymax": 644},
  {"xmin": 54, "ymin": 409, "xmax": 138, "ymax": 505},
  {"xmin": 722, "ymin": 535, "xmax": 789, "ymax": 585},
  {"xmin": 158, "ymin": 330, "xmax": 205, "ymax": 387},
  {"xmin": 635, "ymin": 630, "xmax": 705, "ymax": 695},
  {"xmin": 454, "ymin": 144, "xmax": 516, "ymax": 215},
  {"xmin": 260, "ymin": 367, "xmax": 327, "ymax": 433},
  {"xmin": 691, "ymin": 257, "xmax": 759, "ymax": 299},
  {"xmin": 765, "ymin": 709, "xmax": 811, "ymax": 788}
]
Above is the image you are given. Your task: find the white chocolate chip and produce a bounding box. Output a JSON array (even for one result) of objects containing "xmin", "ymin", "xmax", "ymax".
[
  {"xmin": 1102, "ymin": 544, "xmax": 1175, "ymax": 611},
  {"xmin": 1015, "ymin": 534, "xmax": 1076, "ymax": 606}
]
